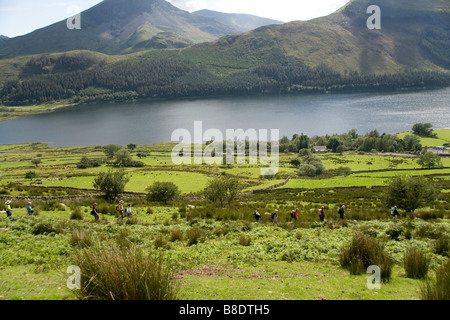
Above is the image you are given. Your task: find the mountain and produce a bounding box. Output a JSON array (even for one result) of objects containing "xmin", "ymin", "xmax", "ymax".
[
  {"xmin": 0, "ymin": 0, "xmax": 277, "ymax": 55},
  {"xmin": 1, "ymin": 0, "xmax": 449, "ymax": 106},
  {"xmin": 0, "ymin": 36, "xmax": 9, "ymax": 48},
  {"xmin": 183, "ymin": 0, "xmax": 450, "ymax": 74},
  {"xmin": 192, "ymin": 9, "xmax": 284, "ymax": 33}
]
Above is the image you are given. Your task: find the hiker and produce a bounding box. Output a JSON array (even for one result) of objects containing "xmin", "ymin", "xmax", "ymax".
[
  {"xmin": 271, "ymin": 209, "xmax": 279, "ymax": 225},
  {"xmin": 338, "ymin": 205, "xmax": 345, "ymax": 219},
  {"xmin": 391, "ymin": 206, "xmax": 399, "ymax": 219},
  {"xmin": 253, "ymin": 208, "xmax": 261, "ymax": 222},
  {"xmin": 116, "ymin": 200, "xmax": 125, "ymax": 218},
  {"xmin": 5, "ymin": 200, "xmax": 13, "ymax": 217},
  {"xmin": 318, "ymin": 206, "xmax": 325, "ymax": 222},
  {"xmin": 91, "ymin": 203, "xmax": 99, "ymax": 221},
  {"xmin": 290, "ymin": 208, "xmax": 299, "ymax": 222},
  {"xmin": 26, "ymin": 202, "xmax": 34, "ymax": 216},
  {"xmin": 125, "ymin": 203, "xmax": 132, "ymax": 217}
]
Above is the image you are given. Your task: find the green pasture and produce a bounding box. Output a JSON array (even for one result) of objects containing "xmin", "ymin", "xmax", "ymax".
[
  {"xmin": 283, "ymin": 168, "xmax": 450, "ymax": 189},
  {"xmin": 0, "ymin": 209, "xmax": 448, "ymax": 300},
  {"xmin": 396, "ymin": 129, "xmax": 450, "ymax": 147}
]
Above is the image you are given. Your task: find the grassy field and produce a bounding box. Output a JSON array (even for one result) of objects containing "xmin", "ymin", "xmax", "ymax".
[
  {"xmin": 0, "ymin": 134, "xmax": 449, "ymax": 301},
  {"xmin": 396, "ymin": 129, "xmax": 450, "ymax": 147},
  {"xmin": 0, "ymin": 199, "xmax": 448, "ymax": 300}
]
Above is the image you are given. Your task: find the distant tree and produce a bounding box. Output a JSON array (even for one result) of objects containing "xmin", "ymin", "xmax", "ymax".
[
  {"xmin": 146, "ymin": 182, "xmax": 180, "ymax": 204},
  {"xmin": 327, "ymin": 137, "xmax": 342, "ymax": 153},
  {"xmin": 127, "ymin": 144, "xmax": 137, "ymax": 151},
  {"xmin": 384, "ymin": 176, "xmax": 437, "ymax": 213},
  {"xmin": 25, "ymin": 171, "xmax": 37, "ymax": 180},
  {"xmin": 402, "ymin": 134, "xmax": 422, "ymax": 152},
  {"xmin": 298, "ymin": 154, "xmax": 325, "ymax": 176},
  {"xmin": 77, "ymin": 157, "xmax": 102, "ymax": 169},
  {"xmin": 289, "ymin": 158, "xmax": 301, "ymax": 168},
  {"xmin": 104, "ymin": 144, "xmax": 122, "ymax": 158},
  {"xmin": 417, "ymin": 151, "xmax": 443, "ymax": 169},
  {"xmin": 298, "ymin": 164, "xmax": 319, "ymax": 177},
  {"xmin": 412, "ymin": 123, "xmax": 437, "ymax": 138},
  {"xmin": 293, "ymin": 133, "xmax": 310, "ymax": 151},
  {"xmin": 204, "ymin": 175, "xmax": 241, "ymax": 208},
  {"xmin": 114, "ymin": 149, "xmax": 133, "ymax": 167},
  {"xmin": 93, "ymin": 169, "xmax": 129, "ymax": 201},
  {"xmin": 31, "ymin": 158, "xmax": 42, "ymax": 167}
]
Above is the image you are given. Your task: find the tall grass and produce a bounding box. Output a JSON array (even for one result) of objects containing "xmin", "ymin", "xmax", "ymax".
[
  {"xmin": 433, "ymin": 236, "xmax": 449, "ymax": 257},
  {"xmin": 403, "ymin": 247, "xmax": 430, "ymax": 279},
  {"xmin": 74, "ymin": 243, "xmax": 179, "ymax": 300},
  {"xmin": 70, "ymin": 228, "xmax": 94, "ymax": 248},
  {"xmin": 419, "ymin": 258, "xmax": 450, "ymax": 300},
  {"xmin": 339, "ymin": 231, "xmax": 393, "ymax": 282},
  {"xmin": 186, "ymin": 226, "xmax": 204, "ymax": 246}
]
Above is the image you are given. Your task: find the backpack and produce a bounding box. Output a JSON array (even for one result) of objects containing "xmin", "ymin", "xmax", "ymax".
[
  {"xmin": 116, "ymin": 205, "xmax": 120, "ymax": 211},
  {"xmin": 271, "ymin": 212, "xmax": 276, "ymax": 219},
  {"xmin": 290, "ymin": 210, "xmax": 295, "ymax": 218},
  {"xmin": 390, "ymin": 208, "xmax": 394, "ymax": 215},
  {"xmin": 253, "ymin": 211, "xmax": 257, "ymax": 218}
]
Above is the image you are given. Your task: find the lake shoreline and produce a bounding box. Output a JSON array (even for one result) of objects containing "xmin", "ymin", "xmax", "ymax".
[{"xmin": 1, "ymin": 84, "xmax": 449, "ymax": 123}]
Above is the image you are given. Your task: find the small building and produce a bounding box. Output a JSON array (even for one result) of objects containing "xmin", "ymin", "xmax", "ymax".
[{"xmin": 313, "ymin": 146, "xmax": 327, "ymax": 152}]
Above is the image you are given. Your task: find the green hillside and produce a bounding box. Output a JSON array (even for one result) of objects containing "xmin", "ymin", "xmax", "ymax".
[
  {"xmin": 0, "ymin": 0, "xmax": 284, "ymax": 55},
  {"xmin": 192, "ymin": 9, "xmax": 284, "ymax": 33},
  {"xmin": 0, "ymin": 0, "xmax": 449, "ymax": 107}
]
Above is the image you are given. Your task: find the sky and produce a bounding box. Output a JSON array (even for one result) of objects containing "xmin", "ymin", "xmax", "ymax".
[{"xmin": 0, "ymin": 0, "xmax": 350, "ymax": 38}]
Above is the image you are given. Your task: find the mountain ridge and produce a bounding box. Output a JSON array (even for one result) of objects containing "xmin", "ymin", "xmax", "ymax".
[{"xmin": 0, "ymin": 0, "xmax": 284, "ymax": 55}]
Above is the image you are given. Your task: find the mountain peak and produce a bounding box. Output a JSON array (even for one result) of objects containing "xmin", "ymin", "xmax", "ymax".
[{"xmin": 0, "ymin": 0, "xmax": 278, "ymax": 55}]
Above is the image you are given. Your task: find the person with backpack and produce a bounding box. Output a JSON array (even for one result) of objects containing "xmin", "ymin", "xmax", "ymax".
[
  {"xmin": 91, "ymin": 203, "xmax": 100, "ymax": 221},
  {"xmin": 290, "ymin": 208, "xmax": 299, "ymax": 222},
  {"xmin": 253, "ymin": 208, "xmax": 261, "ymax": 222},
  {"xmin": 318, "ymin": 206, "xmax": 325, "ymax": 222},
  {"xmin": 5, "ymin": 200, "xmax": 13, "ymax": 217},
  {"xmin": 338, "ymin": 205, "xmax": 345, "ymax": 219},
  {"xmin": 26, "ymin": 202, "xmax": 34, "ymax": 216},
  {"xmin": 391, "ymin": 206, "xmax": 399, "ymax": 219},
  {"xmin": 271, "ymin": 209, "xmax": 279, "ymax": 225},
  {"xmin": 125, "ymin": 203, "xmax": 132, "ymax": 218},
  {"xmin": 116, "ymin": 200, "xmax": 124, "ymax": 219}
]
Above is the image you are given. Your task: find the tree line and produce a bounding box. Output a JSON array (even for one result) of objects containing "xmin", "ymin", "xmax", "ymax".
[{"xmin": 1, "ymin": 53, "xmax": 449, "ymax": 106}]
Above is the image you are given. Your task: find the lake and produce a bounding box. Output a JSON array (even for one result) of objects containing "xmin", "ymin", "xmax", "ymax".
[{"xmin": 1, "ymin": 87, "xmax": 449, "ymax": 147}]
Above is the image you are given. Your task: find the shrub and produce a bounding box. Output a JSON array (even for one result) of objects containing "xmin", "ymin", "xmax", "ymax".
[
  {"xmin": 433, "ymin": 236, "xmax": 449, "ymax": 257},
  {"xmin": 339, "ymin": 231, "xmax": 393, "ymax": 282},
  {"xmin": 186, "ymin": 226, "xmax": 204, "ymax": 246},
  {"xmin": 146, "ymin": 182, "xmax": 179, "ymax": 204},
  {"xmin": 32, "ymin": 221, "xmax": 58, "ymax": 235},
  {"xmin": 93, "ymin": 169, "xmax": 129, "ymax": 201},
  {"xmin": 74, "ymin": 243, "xmax": 179, "ymax": 300},
  {"xmin": 403, "ymin": 247, "xmax": 430, "ymax": 279},
  {"xmin": 170, "ymin": 229, "xmax": 184, "ymax": 242},
  {"xmin": 153, "ymin": 234, "xmax": 167, "ymax": 249},
  {"xmin": 383, "ymin": 176, "xmax": 437, "ymax": 213},
  {"xmin": 385, "ymin": 225, "xmax": 404, "ymax": 241},
  {"xmin": 239, "ymin": 234, "xmax": 251, "ymax": 246},
  {"xmin": 419, "ymin": 258, "xmax": 450, "ymax": 300},
  {"xmin": 70, "ymin": 229, "xmax": 94, "ymax": 248},
  {"xmin": 25, "ymin": 171, "xmax": 37, "ymax": 180},
  {"xmin": 70, "ymin": 207, "xmax": 84, "ymax": 220}
]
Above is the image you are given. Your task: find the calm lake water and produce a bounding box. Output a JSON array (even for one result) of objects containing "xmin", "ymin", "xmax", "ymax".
[{"xmin": 1, "ymin": 88, "xmax": 449, "ymax": 147}]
